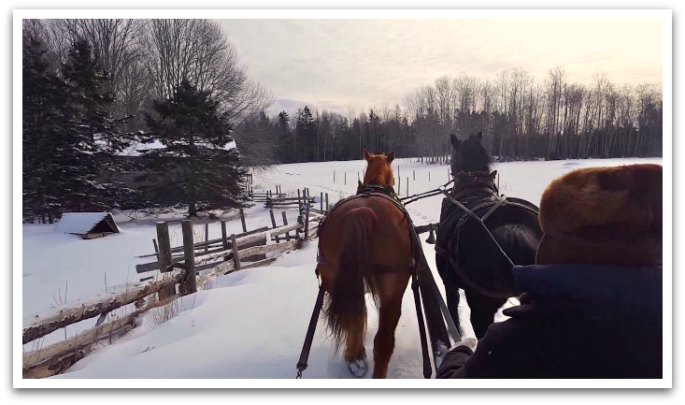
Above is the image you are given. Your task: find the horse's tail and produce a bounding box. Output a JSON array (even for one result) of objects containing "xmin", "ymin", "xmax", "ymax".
[{"xmin": 324, "ymin": 207, "xmax": 375, "ymax": 362}]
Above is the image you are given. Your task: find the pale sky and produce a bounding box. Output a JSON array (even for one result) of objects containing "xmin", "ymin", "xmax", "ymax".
[{"xmin": 218, "ymin": 19, "xmax": 663, "ymax": 116}]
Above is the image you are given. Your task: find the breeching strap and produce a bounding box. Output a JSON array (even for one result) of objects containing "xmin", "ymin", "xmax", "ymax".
[{"xmin": 296, "ymin": 284, "xmax": 326, "ymax": 379}]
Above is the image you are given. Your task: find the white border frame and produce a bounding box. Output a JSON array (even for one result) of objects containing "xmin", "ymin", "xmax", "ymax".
[{"xmin": 12, "ymin": 8, "xmax": 673, "ymax": 390}]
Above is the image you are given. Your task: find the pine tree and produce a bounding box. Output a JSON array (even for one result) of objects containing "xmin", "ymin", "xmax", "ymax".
[
  {"xmin": 142, "ymin": 80, "xmax": 247, "ymax": 217},
  {"xmin": 276, "ymin": 111, "xmax": 291, "ymax": 162},
  {"xmin": 295, "ymin": 106, "xmax": 316, "ymax": 162},
  {"xmin": 23, "ymin": 35, "xmax": 139, "ymax": 220},
  {"xmin": 22, "ymin": 30, "xmax": 72, "ymax": 221},
  {"xmin": 59, "ymin": 39, "xmax": 137, "ymax": 212}
]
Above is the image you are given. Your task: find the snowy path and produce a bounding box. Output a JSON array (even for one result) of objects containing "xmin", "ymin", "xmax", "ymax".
[{"xmin": 21, "ymin": 157, "xmax": 662, "ymax": 379}]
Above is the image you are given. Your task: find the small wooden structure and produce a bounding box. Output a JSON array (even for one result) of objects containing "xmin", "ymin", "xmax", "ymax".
[{"xmin": 53, "ymin": 212, "xmax": 120, "ymax": 239}]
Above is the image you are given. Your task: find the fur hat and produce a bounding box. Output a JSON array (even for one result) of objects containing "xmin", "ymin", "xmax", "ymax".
[{"xmin": 536, "ymin": 164, "xmax": 662, "ymax": 267}]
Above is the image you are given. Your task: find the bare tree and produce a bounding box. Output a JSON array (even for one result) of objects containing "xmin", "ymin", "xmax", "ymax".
[
  {"xmin": 143, "ymin": 19, "xmax": 271, "ymax": 122},
  {"xmin": 51, "ymin": 19, "xmax": 146, "ymax": 117}
]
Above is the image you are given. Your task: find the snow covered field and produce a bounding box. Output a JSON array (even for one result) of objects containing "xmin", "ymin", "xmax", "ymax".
[{"xmin": 20, "ymin": 156, "xmax": 662, "ymax": 381}]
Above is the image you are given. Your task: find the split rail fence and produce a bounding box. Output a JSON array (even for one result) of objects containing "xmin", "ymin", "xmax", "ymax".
[
  {"xmin": 22, "ymin": 183, "xmax": 440, "ymax": 379},
  {"xmin": 22, "ymin": 203, "xmax": 323, "ymax": 379}
]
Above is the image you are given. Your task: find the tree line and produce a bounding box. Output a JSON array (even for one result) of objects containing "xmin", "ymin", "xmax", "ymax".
[
  {"xmin": 240, "ymin": 68, "xmax": 662, "ymax": 164},
  {"xmin": 22, "ymin": 19, "xmax": 268, "ymax": 220},
  {"xmin": 22, "ymin": 18, "xmax": 663, "ymax": 221}
]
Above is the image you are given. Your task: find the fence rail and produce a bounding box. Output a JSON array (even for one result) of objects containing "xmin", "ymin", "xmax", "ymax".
[
  {"xmin": 22, "ymin": 210, "xmax": 322, "ymax": 379},
  {"xmin": 23, "ymin": 182, "xmax": 438, "ymax": 379}
]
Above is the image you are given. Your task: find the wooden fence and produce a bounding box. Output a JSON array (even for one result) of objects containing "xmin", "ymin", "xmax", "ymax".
[
  {"xmin": 22, "ymin": 180, "xmax": 439, "ymax": 379},
  {"xmin": 22, "ymin": 211, "xmax": 323, "ymax": 379}
]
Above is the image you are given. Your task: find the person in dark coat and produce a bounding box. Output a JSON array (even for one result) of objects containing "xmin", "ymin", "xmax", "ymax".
[{"xmin": 437, "ymin": 164, "xmax": 663, "ymax": 379}]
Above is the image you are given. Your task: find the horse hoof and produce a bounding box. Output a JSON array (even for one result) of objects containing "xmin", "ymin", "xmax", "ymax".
[{"xmin": 347, "ymin": 359, "xmax": 368, "ymax": 378}]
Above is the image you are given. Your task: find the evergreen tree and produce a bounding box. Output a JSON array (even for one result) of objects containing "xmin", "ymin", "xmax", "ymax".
[
  {"xmin": 23, "ymin": 34, "xmax": 137, "ymax": 220},
  {"xmin": 60, "ymin": 39, "xmax": 137, "ymax": 212},
  {"xmin": 142, "ymin": 80, "xmax": 246, "ymax": 217},
  {"xmin": 22, "ymin": 30, "xmax": 71, "ymax": 221},
  {"xmin": 295, "ymin": 106, "xmax": 317, "ymax": 162},
  {"xmin": 276, "ymin": 111, "xmax": 292, "ymax": 162}
]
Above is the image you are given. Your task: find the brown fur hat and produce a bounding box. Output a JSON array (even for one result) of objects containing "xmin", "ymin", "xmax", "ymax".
[{"xmin": 536, "ymin": 164, "xmax": 662, "ymax": 267}]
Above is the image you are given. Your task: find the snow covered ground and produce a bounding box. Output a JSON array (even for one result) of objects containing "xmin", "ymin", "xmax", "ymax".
[{"xmin": 20, "ymin": 156, "xmax": 662, "ymax": 382}]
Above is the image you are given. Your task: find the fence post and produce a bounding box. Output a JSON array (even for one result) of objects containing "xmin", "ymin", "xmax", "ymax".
[
  {"xmin": 320, "ymin": 192, "xmax": 323, "ymax": 213},
  {"xmin": 270, "ymin": 209, "xmax": 280, "ymax": 243},
  {"xmin": 333, "ymin": 170, "xmax": 336, "ymax": 183},
  {"xmin": 344, "ymin": 172, "xmax": 347, "ymax": 185},
  {"xmin": 230, "ymin": 234, "xmax": 241, "ymax": 271},
  {"xmin": 156, "ymin": 222, "xmax": 174, "ymax": 299},
  {"xmin": 406, "ymin": 177, "xmax": 409, "ymax": 197},
  {"xmin": 221, "ymin": 220, "xmax": 229, "ymax": 262},
  {"xmin": 282, "ymin": 211, "xmax": 291, "ymax": 241},
  {"xmin": 304, "ymin": 197, "xmax": 310, "ymax": 240},
  {"xmin": 297, "ymin": 189, "xmax": 302, "ymax": 215},
  {"xmin": 181, "ymin": 220, "xmax": 197, "ymax": 295},
  {"xmin": 429, "ymin": 171, "xmax": 431, "ymax": 182},
  {"xmin": 239, "ymin": 208, "xmax": 247, "ymax": 233},
  {"xmin": 152, "ymin": 239, "xmax": 160, "ymax": 262},
  {"xmin": 325, "ymin": 193, "xmax": 329, "ymax": 213},
  {"xmin": 204, "ymin": 223, "xmax": 209, "ymax": 252},
  {"xmin": 398, "ymin": 175, "xmax": 401, "ymax": 194},
  {"xmin": 413, "ymin": 169, "xmax": 416, "ymax": 180}
]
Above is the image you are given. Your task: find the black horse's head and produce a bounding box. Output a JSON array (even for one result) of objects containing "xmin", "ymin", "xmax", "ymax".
[{"xmin": 450, "ymin": 132, "xmax": 492, "ymax": 175}]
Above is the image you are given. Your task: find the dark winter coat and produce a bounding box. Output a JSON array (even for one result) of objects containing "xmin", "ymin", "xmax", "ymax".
[{"xmin": 436, "ymin": 264, "xmax": 663, "ymax": 379}]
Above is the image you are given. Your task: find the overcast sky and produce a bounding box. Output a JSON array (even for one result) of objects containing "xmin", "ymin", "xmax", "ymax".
[{"xmin": 218, "ymin": 19, "xmax": 663, "ymax": 116}]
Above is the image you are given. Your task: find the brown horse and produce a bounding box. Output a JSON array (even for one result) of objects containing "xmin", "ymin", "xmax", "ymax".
[{"xmin": 317, "ymin": 150, "xmax": 414, "ymax": 378}]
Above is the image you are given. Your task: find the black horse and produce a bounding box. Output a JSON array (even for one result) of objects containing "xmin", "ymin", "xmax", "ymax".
[{"xmin": 435, "ymin": 132, "xmax": 542, "ymax": 338}]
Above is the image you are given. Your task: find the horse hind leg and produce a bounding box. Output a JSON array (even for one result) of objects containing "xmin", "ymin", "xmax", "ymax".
[
  {"xmin": 371, "ymin": 272, "xmax": 409, "ymax": 379},
  {"xmin": 371, "ymin": 299, "xmax": 402, "ymax": 378}
]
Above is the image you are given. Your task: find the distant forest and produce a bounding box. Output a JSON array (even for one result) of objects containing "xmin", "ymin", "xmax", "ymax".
[
  {"xmin": 22, "ymin": 18, "xmax": 663, "ymax": 219},
  {"xmin": 238, "ymin": 69, "xmax": 663, "ymax": 165}
]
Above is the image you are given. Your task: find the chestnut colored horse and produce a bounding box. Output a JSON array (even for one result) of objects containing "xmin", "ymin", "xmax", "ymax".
[{"xmin": 317, "ymin": 151, "xmax": 414, "ymax": 379}]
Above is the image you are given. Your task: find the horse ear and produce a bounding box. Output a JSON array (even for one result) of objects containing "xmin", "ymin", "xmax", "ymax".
[
  {"xmin": 386, "ymin": 151, "xmax": 395, "ymax": 163},
  {"xmin": 450, "ymin": 134, "xmax": 460, "ymax": 149},
  {"xmin": 363, "ymin": 149, "xmax": 372, "ymax": 161},
  {"xmin": 475, "ymin": 131, "xmax": 483, "ymax": 142}
]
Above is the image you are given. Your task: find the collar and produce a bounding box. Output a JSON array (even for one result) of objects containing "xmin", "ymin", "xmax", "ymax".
[
  {"xmin": 356, "ymin": 183, "xmax": 397, "ymax": 197},
  {"xmin": 451, "ymin": 170, "xmax": 498, "ymax": 200}
]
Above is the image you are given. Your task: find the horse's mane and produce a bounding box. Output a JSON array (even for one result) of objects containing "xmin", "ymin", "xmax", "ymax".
[{"xmin": 451, "ymin": 135, "xmax": 492, "ymax": 174}]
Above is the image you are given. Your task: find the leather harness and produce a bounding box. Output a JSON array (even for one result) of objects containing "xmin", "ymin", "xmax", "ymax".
[
  {"xmin": 435, "ymin": 171, "xmax": 539, "ymax": 293},
  {"xmin": 316, "ymin": 184, "xmax": 417, "ymax": 274}
]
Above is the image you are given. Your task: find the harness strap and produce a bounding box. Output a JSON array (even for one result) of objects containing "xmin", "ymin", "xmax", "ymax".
[
  {"xmin": 479, "ymin": 195, "xmax": 507, "ymax": 223},
  {"xmin": 441, "ymin": 190, "xmax": 515, "ymax": 268},
  {"xmin": 296, "ymin": 284, "xmax": 326, "ymax": 378}
]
